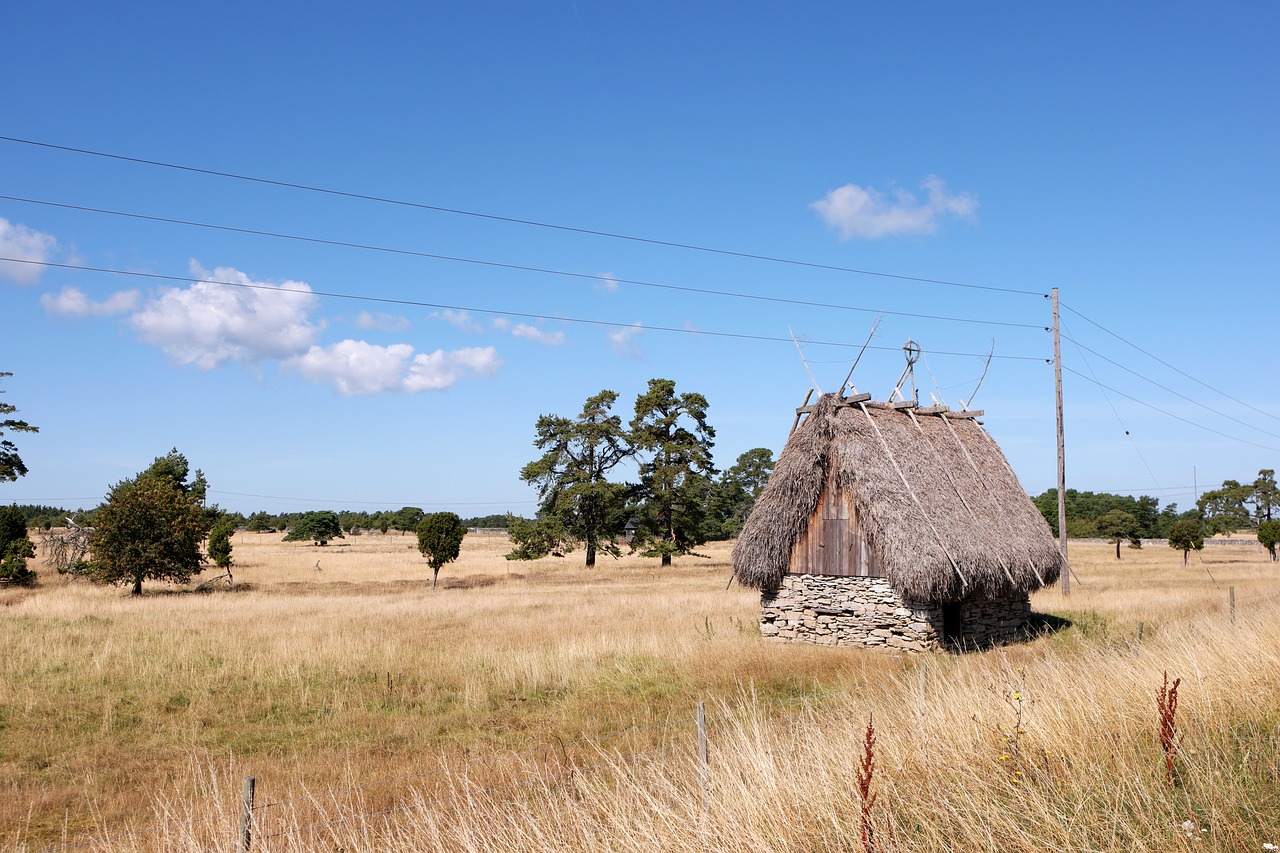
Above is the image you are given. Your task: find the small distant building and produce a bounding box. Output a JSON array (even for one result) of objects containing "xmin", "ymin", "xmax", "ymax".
[
  {"xmin": 731, "ymin": 392, "xmax": 1063, "ymax": 652},
  {"xmin": 623, "ymin": 517, "xmax": 641, "ymax": 544}
]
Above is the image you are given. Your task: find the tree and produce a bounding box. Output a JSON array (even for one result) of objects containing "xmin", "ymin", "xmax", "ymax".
[
  {"xmin": 207, "ymin": 516, "xmax": 235, "ymax": 575},
  {"xmin": 0, "ymin": 504, "xmax": 36, "ymax": 586},
  {"xmin": 282, "ymin": 511, "xmax": 344, "ymax": 546},
  {"xmin": 1197, "ymin": 480, "xmax": 1251, "ymax": 535},
  {"xmin": 707, "ymin": 448, "xmax": 774, "ymax": 539},
  {"xmin": 504, "ymin": 514, "xmax": 571, "ymax": 561},
  {"xmin": 88, "ymin": 451, "xmax": 213, "ymax": 595},
  {"xmin": 1096, "ymin": 509, "xmax": 1139, "ymax": 560},
  {"xmin": 0, "ymin": 373, "xmax": 39, "ymax": 483},
  {"xmin": 1167, "ymin": 519, "xmax": 1204, "ymax": 566},
  {"xmin": 245, "ymin": 511, "xmax": 275, "ymax": 533},
  {"xmin": 514, "ymin": 390, "xmax": 631, "ymax": 568},
  {"xmin": 1258, "ymin": 519, "xmax": 1280, "ymax": 562},
  {"xmin": 392, "ymin": 507, "xmax": 425, "ymax": 535},
  {"xmin": 1252, "ymin": 469, "xmax": 1279, "ymax": 525},
  {"xmin": 629, "ymin": 379, "xmax": 716, "ymax": 567},
  {"xmin": 416, "ymin": 512, "xmax": 467, "ymax": 589}
]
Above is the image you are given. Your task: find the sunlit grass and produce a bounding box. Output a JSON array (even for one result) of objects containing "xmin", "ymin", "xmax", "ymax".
[{"xmin": 1, "ymin": 532, "xmax": 1277, "ymax": 850}]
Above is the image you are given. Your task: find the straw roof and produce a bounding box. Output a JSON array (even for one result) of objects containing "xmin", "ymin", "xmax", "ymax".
[{"xmin": 732, "ymin": 393, "xmax": 1063, "ymax": 602}]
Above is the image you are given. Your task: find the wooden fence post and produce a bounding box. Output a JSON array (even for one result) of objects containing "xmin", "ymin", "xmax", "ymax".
[
  {"xmin": 1229, "ymin": 587, "xmax": 1236, "ymax": 625},
  {"xmin": 696, "ymin": 702, "xmax": 709, "ymax": 809},
  {"xmin": 239, "ymin": 776, "xmax": 255, "ymax": 853}
]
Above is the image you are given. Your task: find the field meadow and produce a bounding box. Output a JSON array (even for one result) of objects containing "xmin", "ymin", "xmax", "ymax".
[{"xmin": 1, "ymin": 531, "xmax": 1278, "ymax": 851}]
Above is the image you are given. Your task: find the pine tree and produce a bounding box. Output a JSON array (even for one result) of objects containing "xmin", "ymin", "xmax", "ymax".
[{"xmin": 629, "ymin": 379, "xmax": 715, "ymax": 567}]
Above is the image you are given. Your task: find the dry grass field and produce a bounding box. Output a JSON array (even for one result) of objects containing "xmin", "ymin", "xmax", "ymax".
[{"xmin": 1, "ymin": 531, "xmax": 1278, "ymax": 851}]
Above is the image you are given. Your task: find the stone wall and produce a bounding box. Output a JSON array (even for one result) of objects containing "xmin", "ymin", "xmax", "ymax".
[{"xmin": 758, "ymin": 573, "xmax": 1031, "ymax": 652}]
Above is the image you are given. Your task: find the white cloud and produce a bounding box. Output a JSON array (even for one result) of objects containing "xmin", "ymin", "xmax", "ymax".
[
  {"xmin": 510, "ymin": 323, "xmax": 565, "ymax": 346},
  {"xmin": 129, "ymin": 262, "xmax": 320, "ymax": 368},
  {"xmin": 404, "ymin": 346, "xmax": 502, "ymax": 392},
  {"xmin": 433, "ymin": 308, "xmax": 484, "ymax": 333},
  {"xmin": 355, "ymin": 310, "xmax": 411, "ymax": 332},
  {"xmin": 0, "ymin": 218, "xmax": 58, "ymax": 284},
  {"xmin": 40, "ymin": 286, "xmax": 139, "ymax": 317},
  {"xmin": 490, "ymin": 317, "xmax": 510, "ymax": 331},
  {"xmin": 287, "ymin": 340, "xmax": 501, "ymax": 395},
  {"xmin": 608, "ymin": 322, "xmax": 644, "ymax": 357},
  {"xmin": 811, "ymin": 175, "xmax": 977, "ymax": 239},
  {"xmin": 596, "ymin": 272, "xmax": 620, "ymax": 293}
]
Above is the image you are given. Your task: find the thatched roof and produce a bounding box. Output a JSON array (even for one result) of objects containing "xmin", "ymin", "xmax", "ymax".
[{"xmin": 732, "ymin": 394, "xmax": 1063, "ymax": 602}]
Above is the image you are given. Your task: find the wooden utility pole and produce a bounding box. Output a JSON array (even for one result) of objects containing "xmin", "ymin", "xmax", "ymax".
[{"xmin": 1053, "ymin": 288, "xmax": 1069, "ymax": 595}]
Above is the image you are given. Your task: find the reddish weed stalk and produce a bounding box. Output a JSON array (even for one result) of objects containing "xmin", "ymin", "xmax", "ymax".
[
  {"xmin": 1156, "ymin": 671, "xmax": 1182, "ymax": 785},
  {"xmin": 856, "ymin": 713, "xmax": 878, "ymax": 852}
]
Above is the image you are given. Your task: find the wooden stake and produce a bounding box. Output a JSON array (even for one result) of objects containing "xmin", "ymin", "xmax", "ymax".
[
  {"xmin": 239, "ymin": 776, "xmax": 255, "ymax": 853},
  {"xmin": 1230, "ymin": 586, "xmax": 1236, "ymax": 625},
  {"xmin": 696, "ymin": 702, "xmax": 710, "ymax": 809}
]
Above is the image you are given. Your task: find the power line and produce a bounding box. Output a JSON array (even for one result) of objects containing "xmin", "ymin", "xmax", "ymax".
[
  {"xmin": 1061, "ymin": 317, "xmax": 1164, "ymax": 493},
  {"xmin": 0, "ymin": 134, "xmax": 1045, "ymax": 297},
  {"xmin": 4, "ymin": 257, "xmax": 1051, "ymax": 362},
  {"xmin": 209, "ymin": 489, "xmax": 535, "ymax": 508},
  {"xmin": 0, "ymin": 194, "xmax": 1043, "ymax": 331},
  {"xmin": 1060, "ymin": 331, "xmax": 1280, "ymax": 442},
  {"xmin": 1060, "ymin": 300, "xmax": 1280, "ymax": 426},
  {"xmin": 1062, "ymin": 365, "xmax": 1280, "ymax": 454}
]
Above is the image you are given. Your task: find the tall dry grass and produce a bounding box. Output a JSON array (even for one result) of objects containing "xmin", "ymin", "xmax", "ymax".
[{"xmin": 2, "ymin": 533, "xmax": 1278, "ymax": 851}]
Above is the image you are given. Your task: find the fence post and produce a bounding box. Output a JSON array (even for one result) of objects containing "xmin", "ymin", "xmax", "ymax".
[
  {"xmin": 239, "ymin": 776, "xmax": 255, "ymax": 853},
  {"xmin": 1229, "ymin": 586, "xmax": 1236, "ymax": 625},
  {"xmin": 696, "ymin": 702, "xmax": 709, "ymax": 808}
]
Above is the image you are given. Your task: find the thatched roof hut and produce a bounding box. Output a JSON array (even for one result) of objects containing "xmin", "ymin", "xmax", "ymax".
[{"xmin": 733, "ymin": 393, "xmax": 1062, "ymax": 649}]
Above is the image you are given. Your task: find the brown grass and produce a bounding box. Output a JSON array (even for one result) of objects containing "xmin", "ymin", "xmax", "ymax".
[{"xmin": 2, "ymin": 533, "xmax": 1278, "ymax": 851}]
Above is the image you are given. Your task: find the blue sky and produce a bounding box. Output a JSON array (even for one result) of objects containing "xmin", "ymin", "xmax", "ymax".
[{"xmin": 2, "ymin": 2, "xmax": 1277, "ymax": 517}]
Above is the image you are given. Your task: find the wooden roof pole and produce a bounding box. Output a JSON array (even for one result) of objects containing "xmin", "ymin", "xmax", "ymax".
[
  {"xmin": 857, "ymin": 402, "xmax": 968, "ymax": 592},
  {"xmin": 907, "ymin": 410, "xmax": 1018, "ymax": 589},
  {"xmin": 939, "ymin": 415, "xmax": 1046, "ymax": 589}
]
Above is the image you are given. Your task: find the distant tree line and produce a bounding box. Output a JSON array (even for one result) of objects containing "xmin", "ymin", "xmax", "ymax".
[{"xmin": 1032, "ymin": 468, "xmax": 1280, "ymax": 561}]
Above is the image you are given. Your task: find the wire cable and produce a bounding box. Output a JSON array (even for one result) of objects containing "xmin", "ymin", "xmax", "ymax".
[
  {"xmin": 0, "ymin": 194, "xmax": 1043, "ymax": 331},
  {"xmin": 4, "ymin": 257, "xmax": 1051, "ymax": 362},
  {"xmin": 1061, "ymin": 300, "xmax": 1280, "ymax": 426},
  {"xmin": 1060, "ymin": 332, "xmax": 1280, "ymax": 441},
  {"xmin": 0, "ymin": 135, "xmax": 1045, "ymax": 297},
  {"xmin": 1062, "ymin": 365, "xmax": 1280, "ymax": 454},
  {"xmin": 208, "ymin": 490, "xmax": 534, "ymax": 508},
  {"xmin": 1061, "ymin": 317, "xmax": 1164, "ymax": 493}
]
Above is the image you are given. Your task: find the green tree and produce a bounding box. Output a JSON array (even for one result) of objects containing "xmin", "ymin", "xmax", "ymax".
[
  {"xmin": 416, "ymin": 512, "xmax": 467, "ymax": 589},
  {"xmin": 245, "ymin": 511, "xmax": 275, "ymax": 533},
  {"xmin": 514, "ymin": 390, "xmax": 631, "ymax": 568},
  {"xmin": 504, "ymin": 514, "xmax": 571, "ymax": 561},
  {"xmin": 629, "ymin": 379, "xmax": 716, "ymax": 566},
  {"xmin": 1166, "ymin": 519, "xmax": 1204, "ymax": 566},
  {"xmin": 392, "ymin": 507, "xmax": 425, "ymax": 535},
  {"xmin": 1197, "ymin": 480, "xmax": 1251, "ymax": 535},
  {"xmin": 1252, "ymin": 469, "xmax": 1279, "ymax": 524},
  {"xmin": 282, "ymin": 511, "xmax": 344, "ymax": 546},
  {"xmin": 707, "ymin": 447, "xmax": 774, "ymax": 539},
  {"xmin": 207, "ymin": 517, "xmax": 235, "ymax": 573},
  {"xmin": 0, "ymin": 504, "xmax": 37, "ymax": 586},
  {"xmin": 1257, "ymin": 519, "xmax": 1280, "ymax": 562},
  {"xmin": 1, "ymin": 373, "xmax": 39, "ymax": 483},
  {"xmin": 1096, "ymin": 509, "xmax": 1139, "ymax": 560},
  {"xmin": 88, "ymin": 452, "xmax": 213, "ymax": 595}
]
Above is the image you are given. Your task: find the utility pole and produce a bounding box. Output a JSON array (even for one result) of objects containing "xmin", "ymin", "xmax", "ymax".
[{"xmin": 1052, "ymin": 288, "xmax": 1069, "ymax": 595}]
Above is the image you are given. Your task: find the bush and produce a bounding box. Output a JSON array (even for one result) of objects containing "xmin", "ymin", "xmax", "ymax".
[{"xmin": 416, "ymin": 512, "xmax": 467, "ymax": 589}]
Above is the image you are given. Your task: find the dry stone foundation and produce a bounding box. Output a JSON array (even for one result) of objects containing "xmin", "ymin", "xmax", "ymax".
[{"xmin": 759, "ymin": 574, "xmax": 1031, "ymax": 652}]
